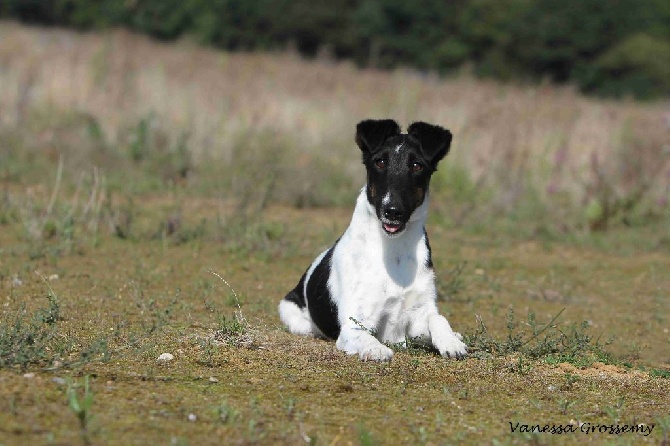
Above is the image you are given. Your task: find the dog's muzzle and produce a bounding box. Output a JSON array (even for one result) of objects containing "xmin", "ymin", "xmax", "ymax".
[{"xmin": 381, "ymin": 205, "xmax": 406, "ymax": 235}]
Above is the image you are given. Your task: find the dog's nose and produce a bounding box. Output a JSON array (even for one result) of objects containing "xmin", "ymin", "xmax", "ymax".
[{"xmin": 383, "ymin": 206, "xmax": 404, "ymax": 221}]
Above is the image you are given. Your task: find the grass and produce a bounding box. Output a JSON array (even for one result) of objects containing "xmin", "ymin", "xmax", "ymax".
[
  {"xmin": 0, "ymin": 21, "xmax": 668, "ymax": 446},
  {"xmin": 1, "ymin": 22, "xmax": 668, "ymax": 235},
  {"xmin": 0, "ymin": 289, "xmax": 62, "ymax": 369},
  {"xmin": 1, "ymin": 191, "xmax": 668, "ymax": 444},
  {"xmin": 464, "ymin": 308, "xmax": 616, "ymax": 367},
  {"xmin": 66, "ymin": 375, "xmax": 95, "ymax": 445}
]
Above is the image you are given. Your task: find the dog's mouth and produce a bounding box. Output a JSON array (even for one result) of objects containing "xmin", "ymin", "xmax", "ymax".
[{"xmin": 382, "ymin": 221, "xmax": 406, "ymax": 236}]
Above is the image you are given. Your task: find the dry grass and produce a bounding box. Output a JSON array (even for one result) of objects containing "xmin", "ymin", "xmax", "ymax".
[
  {"xmin": 1, "ymin": 21, "xmax": 668, "ymax": 230},
  {"xmin": 1, "ymin": 202, "xmax": 669, "ymax": 444}
]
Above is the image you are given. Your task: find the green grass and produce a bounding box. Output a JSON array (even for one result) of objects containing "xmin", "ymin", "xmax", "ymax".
[
  {"xmin": 465, "ymin": 308, "xmax": 617, "ymax": 367},
  {"xmin": 66, "ymin": 375, "xmax": 95, "ymax": 445},
  {"xmin": 0, "ymin": 282, "xmax": 66, "ymax": 370}
]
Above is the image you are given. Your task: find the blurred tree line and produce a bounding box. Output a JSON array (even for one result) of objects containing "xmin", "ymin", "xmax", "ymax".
[{"xmin": 2, "ymin": 0, "xmax": 668, "ymax": 98}]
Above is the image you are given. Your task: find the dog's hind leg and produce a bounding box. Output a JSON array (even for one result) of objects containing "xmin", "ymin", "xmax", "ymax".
[{"xmin": 279, "ymin": 275, "xmax": 314, "ymax": 336}]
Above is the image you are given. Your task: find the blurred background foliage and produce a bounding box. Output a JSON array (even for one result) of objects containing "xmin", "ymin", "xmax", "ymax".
[{"xmin": 1, "ymin": 0, "xmax": 668, "ymax": 99}]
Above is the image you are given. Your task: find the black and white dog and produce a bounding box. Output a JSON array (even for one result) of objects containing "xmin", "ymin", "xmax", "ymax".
[{"xmin": 279, "ymin": 119, "xmax": 467, "ymax": 361}]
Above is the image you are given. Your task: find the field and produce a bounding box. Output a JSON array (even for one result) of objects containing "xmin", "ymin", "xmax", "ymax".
[{"xmin": 1, "ymin": 22, "xmax": 669, "ymax": 445}]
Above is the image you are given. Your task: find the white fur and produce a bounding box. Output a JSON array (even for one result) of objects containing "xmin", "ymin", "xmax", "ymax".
[
  {"xmin": 278, "ymin": 299, "xmax": 313, "ymax": 335},
  {"xmin": 382, "ymin": 191, "xmax": 391, "ymax": 206},
  {"xmin": 282, "ymin": 187, "xmax": 467, "ymax": 361}
]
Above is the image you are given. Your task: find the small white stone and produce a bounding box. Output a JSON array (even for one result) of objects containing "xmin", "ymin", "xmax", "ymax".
[
  {"xmin": 209, "ymin": 377, "xmax": 219, "ymax": 383},
  {"xmin": 187, "ymin": 413, "xmax": 197, "ymax": 422},
  {"xmin": 157, "ymin": 353, "xmax": 175, "ymax": 362},
  {"xmin": 547, "ymin": 385, "xmax": 556, "ymax": 391},
  {"xmin": 23, "ymin": 372, "xmax": 35, "ymax": 378},
  {"xmin": 48, "ymin": 274, "xmax": 59, "ymax": 281},
  {"xmin": 52, "ymin": 377, "xmax": 66, "ymax": 385}
]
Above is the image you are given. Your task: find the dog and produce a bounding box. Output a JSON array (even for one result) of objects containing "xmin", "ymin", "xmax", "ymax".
[{"xmin": 278, "ymin": 119, "xmax": 467, "ymax": 361}]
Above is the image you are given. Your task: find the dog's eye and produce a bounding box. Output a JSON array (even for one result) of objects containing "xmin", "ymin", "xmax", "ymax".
[
  {"xmin": 374, "ymin": 159, "xmax": 386, "ymax": 170},
  {"xmin": 412, "ymin": 162, "xmax": 424, "ymax": 172}
]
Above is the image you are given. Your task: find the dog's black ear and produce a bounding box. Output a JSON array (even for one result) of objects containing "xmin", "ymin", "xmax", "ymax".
[
  {"xmin": 355, "ymin": 119, "xmax": 401, "ymax": 157},
  {"xmin": 407, "ymin": 122, "xmax": 452, "ymax": 165}
]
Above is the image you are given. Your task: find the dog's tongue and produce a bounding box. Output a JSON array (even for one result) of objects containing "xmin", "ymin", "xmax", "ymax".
[{"xmin": 383, "ymin": 223, "xmax": 401, "ymax": 233}]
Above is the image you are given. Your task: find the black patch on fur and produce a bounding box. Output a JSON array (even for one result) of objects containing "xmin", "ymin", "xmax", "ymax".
[
  {"xmin": 407, "ymin": 121, "xmax": 452, "ymax": 165},
  {"xmin": 424, "ymin": 229, "xmax": 433, "ymax": 269},
  {"xmin": 283, "ymin": 273, "xmax": 307, "ymax": 308},
  {"xmin": 355, "ymin": 119, "xmax": 402, "ymax": 162},
  {"xmin": 305, "ymin": 246, "xmax": 340, "ymax": 339}
]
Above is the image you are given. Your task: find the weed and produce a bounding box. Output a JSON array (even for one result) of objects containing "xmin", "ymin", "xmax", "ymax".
[
  {"xmin": 649, "ymin": 368, "xmax": 670, "ymax": 379},
  {"xmin": 583, "ymin": 121, "xmax": 670, "ymax": 231},
  {"xmin": 217, "ymin": 215, "xmax": 288, "ymax": 257},
  {"xmin": 349, "ymin": 317, "xmax": 377, "ymax": 337},
  {"xmin": 138, "ymin": 295, "xmax": 178, "ymax": 336},
  {"xmin": 10, "ymin": 159, "xmax": 113, "ymax": 256},
  {"xmin": 283, "ymin": 396, "xmax": 297, "ymax": 419},
  {"xmin": 198, "ymin": 337, "xmax": 217, "ymax": 367},
  {"xmin": 561, "ymin": 372, "xmax": 580, "ymax": 390},
  {"xmin": 0, "ymin": 190, "xmax": 20, "ymax": 225},
  {"xmin": 371, "ymin": 330, "xmax": 436, "ymax": 357},
  {"xmin": 414, "ymin": 425, "xmax": 429, "ymax": 445},
  {"xmin": 38, "ymin": 281, "xmax": 62, "ymax": 325},
  {"xmin": 206, "ymin": 270, "xmax": 245, "ymax": 318},
  {"xmin": 358, "ymin": 424, "xmax": 376, "ymax": 446},
  {"xmin": 0, "ymin": 292, "xmax": 61, "ymax": 369},
  {"xmin": 508, "ymin": 356, "xmax": 532, "ymax": 375},
  {"xmin": 207, "ymin": 270, "xmax": 254, "ymax": 348},
  {"xmin": 557, "ymin": 398, "xmax": 576, "ymax": 416},
  {"xmin": 0, "ymin": 278, "xmax": 181, "ymax": 371},
  {"xmin": 107, "ymin": 194, "xmax": 136, "ymax": 240},
  {"xmin": 657, "ymin": 416, "xmax": 670, "ymax": 446},
  {"xmin": 603, "ymin": 397, "xmax": 626, "ymax": 423},
  {"xmin": 127, "ymin": 114, "xmax": 153, "ymax": 162},
  {"xmin": 247, "ymin": 417, "xmax": 266, "ymax": 442},
  {"xmin": 66, "ymin": 375, "xmax": 95, "ymax": 445},
  {"xmin": 216, "ymin": 401, "xmax": 240, "ymax": 424},
  {"xmin": 465, "ymin": 308, "xmax": 615, "ymax": 366},
  {"xmin": 77, "ymin": 336, "xmax": 112, "ymax": 364},
  {"xmin": 170, "ymin": 437, "xmax": 188, "ymax": 446},
  {"xmin": 438, "ymin": 261, "xmax": 468, "ymax": 300}
]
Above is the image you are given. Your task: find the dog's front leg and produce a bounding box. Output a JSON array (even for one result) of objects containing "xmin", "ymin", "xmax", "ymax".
[
  {"xmin": 427, "ymin": 314, "xmax": 467, "ymax": 359},
  {"xmin": 407, "ymin": 309, "xmax": 467, "ymax": 359},
  {"xmin": 336, "ymin": 319, "xmax": 394, "ymax": 362}
]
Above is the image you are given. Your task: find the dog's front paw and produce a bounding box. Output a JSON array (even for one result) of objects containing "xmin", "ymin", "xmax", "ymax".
[
  {"xmin": 359, "ymin": 344, "xmax": 394, "ymax": 362},
  {"xmin": 438, "ymin": 333, "xmax": 468, "ymax": 360}
]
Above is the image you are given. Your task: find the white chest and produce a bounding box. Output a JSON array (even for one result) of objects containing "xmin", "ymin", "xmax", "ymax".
[{"xmin": 328, "ymin": 202, "xmax": 434, "ymax": 313}]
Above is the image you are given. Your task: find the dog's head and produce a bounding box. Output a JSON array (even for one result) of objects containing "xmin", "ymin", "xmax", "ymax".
[{"xmin": 355, "ymin": 119, "xmax": 452, "ymax": 237}]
